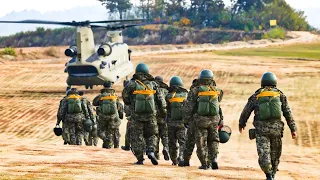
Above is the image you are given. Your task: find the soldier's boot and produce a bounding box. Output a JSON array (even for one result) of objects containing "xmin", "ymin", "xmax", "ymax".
[
  {"xmin": 102, "ymin": 138, "xmax": 111, "ymax": 149},
  {"xmin": 147, "ymin": 149, "xmax": 158, "ymax": 165},
  {"xmin": 134, "ymin": 160, "xmax": 144, "ymax": 165},
  {"xmin": 172, "ymin": 159, "xmax": 178, "ymax": 166},
  {"xmin": 162, "ymin": 149, "xmax": 170, "ymax": 161},
  {"xmin": 121, "ymin": 146, "xmax": 131, "ymax": 151},
  {"xmin": 183, "ymin": 156, "xmax": 191, "ymax": 166},
  {"xmin": 211, "ymin": 157, "xmax": 219, "ymax": 170},
  {"xmin": 198, "ymin": 164, "xmax": 209, "ymax": 170},
  {"xmin": 266, "ymin": 173, "xmax": 274, "ymax": 180},
  {"xmin": 63, "ymin": 140, "xmax": 68, "ymax": 145},
  {"xmin": 178, "ymin": 156, "xmax": 184, "ymax": 167}
]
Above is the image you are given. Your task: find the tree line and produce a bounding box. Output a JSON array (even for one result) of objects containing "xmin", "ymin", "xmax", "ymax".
[{"xmin": 98, "ymin": 0, "xmax": 313, "ymax": 31}]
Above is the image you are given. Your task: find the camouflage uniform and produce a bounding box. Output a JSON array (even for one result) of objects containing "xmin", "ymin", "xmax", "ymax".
[
  {"xmin": 183, "ymin": 79, "xmax": 223, "ymax": 168},
  {"xmin": 93, "ymin": 88, "xmax": 123, "ymax": 148},
  {"xmin": 239, "ymin": 87, "xmax": 297, "ymax": 176},
  {"xmin": 57, "ymin": 96, "xmax": 68, "ymax": 144},
  {"xmin": 166, "ymin": 86, "xmax": 188, "ymax": 165},
  {"xmin": 183, "ymin": 79, "xmax": 224, "ymax": 166},
  {"xmin": 82, "ymin": 97, "xmax": 98, "ymax": 146},
  {"xmin": 122, "ymin": 73, "xmax": 167, "ymax": 163},
  {"xmin": 60, "ymin": 92, "xmax": 90, "ymax": 145},
  {"xmin": 155, "ymin": 81, "xmax": 169, "ymax": 160}
]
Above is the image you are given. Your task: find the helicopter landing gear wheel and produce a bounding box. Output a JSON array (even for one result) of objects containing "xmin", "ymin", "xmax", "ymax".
[
  {"xmin": 89, "ymin": 85, "xmax": 93, "ymax": 89},
  {"xmin": 85, "ymin": 85, "xmax": 89, "ymax": 89}
]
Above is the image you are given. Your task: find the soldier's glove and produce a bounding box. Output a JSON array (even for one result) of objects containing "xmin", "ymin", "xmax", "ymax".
[{"xmin": 119, "ymin": 112, "xmax": 124, "ymax": 120}]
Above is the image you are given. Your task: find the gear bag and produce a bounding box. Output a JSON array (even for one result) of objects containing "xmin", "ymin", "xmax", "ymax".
[
  {"xmin": 169, "ymin": 92, "xmax": 187, "ymax": 121},
  {"xmin": 67, "ymin": 94, "xmax": 82, "ymax": 114},
  {"xmin": 197, "ymin": 86, "xmax": 220, "ymax": 116},
  {"xmin": 133, "ymin": 80, "xmax": 156, "ymax": 114},
  {"xmin": 256, "ymin": 88, "xmax": 282, "ymax": 121},
  {"xmin": 100, "ymin": 92, "xmax": 118, "ymax": 115}
]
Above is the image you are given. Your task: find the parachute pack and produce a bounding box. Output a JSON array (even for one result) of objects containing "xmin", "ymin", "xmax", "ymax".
[
  {"xmin": 100, "ymin": 92, "xmax": 118, "ymax": 115},
  {"xmin": 133, "ymin": 80, "xmax": 156, "ymax": 114},
  {"xmin": 67, "ymin": 94, "xmax": 83, "ymax": 114},
  {"xmin": 169, "ymin": 92, "xmax": 187, "ymax": 121},
  {"xmin": 256, "ymin": 88, "xmax": 282, "ymax": 121},
  {"xmin": 197, "ymin": 85, "xmax": 220, "ymax": 116}
]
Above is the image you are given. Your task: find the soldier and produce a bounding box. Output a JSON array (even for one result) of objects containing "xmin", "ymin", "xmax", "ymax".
[
  {"xmin": 60, "ymin": 88, "xmax": 89, "ymax": 145},
  {"xmin": 183, "ymin": 78, "xmax": 224, "ymax": 167},
  {"xmin": 56, "ymin": 90, "xmax": 70, "ymax": 145},
  {"xmin": 166, "ymin": 76, "xmax": 188, "ymax": 166},
  {"xmin": 93, "ymin": 81, "xmax": 123, "ymax": 149},
  {"xmin": 239, "ymin": 72, "xmax": 297, "ymax": 180},
  {"xmin": 78, "ymin": 91, "xmax": 98, "ymax": 146},
  {"xmin": 122, "ymin": 63, "xmax": 167, "ymax": 165},
  {"xmin": 183, "ymin": 70, "xmax": 223, "ymax": 170},
  {"xmin": 154, "ymin": 76, "xmax": 170, "ymax": 161}
]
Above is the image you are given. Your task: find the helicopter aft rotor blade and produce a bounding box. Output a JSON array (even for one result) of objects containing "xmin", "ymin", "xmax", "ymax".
[{"xmin": 0, "ymin": 20, "xmax": 72, "ymax": 26}]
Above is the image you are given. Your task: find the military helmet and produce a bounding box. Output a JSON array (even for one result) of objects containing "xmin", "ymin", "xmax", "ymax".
[
  {"xmin": 103, "ymin": 81, "xmax": 112, "ymax": 88},
  {"xmin": 261, "ymin": 72, "xmax": 277, "ymax": 87},
  {"xmin": 218, "ymin": 125, "xmax": 232, "ymax": 143},
  {"xmin": 199, "ymin": 69, "xmax": 214, "ymax": 79},
  {"xmin": 135, "ymin": 63, "xmax": 149, "ymax": 74},
  {"xmin": 83, "ymin": 119, "xmax": 93, "ymax": 132},
  {"xmin": 155, "ymin": 76, "xmax": 164, "ymax": 82},
  {"xmin": 169, "ymin": 76, "xmax": 183, "ymax": 87},
  {"xmin": 53, "ymin": 127, "xmax": 63, "ymax": 136}
]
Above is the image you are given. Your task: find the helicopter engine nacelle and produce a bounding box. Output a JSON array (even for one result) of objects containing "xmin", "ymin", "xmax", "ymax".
[
  {"xmin": 65, "ymin": 45, "xmax": 77, "ymax": 57},
  {"xmin": 97, "ymin": 44, "xmax": 112, "ymax": 56}
]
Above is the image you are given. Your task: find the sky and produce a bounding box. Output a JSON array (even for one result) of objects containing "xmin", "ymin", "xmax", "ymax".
[{"xmin": 0, "ymin": 0, "xmax": 319, "ymax": 25}]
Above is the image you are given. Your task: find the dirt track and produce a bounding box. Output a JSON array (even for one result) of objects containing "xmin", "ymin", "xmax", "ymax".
[{"xmin": 1, "ymin": 33, "xmax": 320, "ymax": 179}]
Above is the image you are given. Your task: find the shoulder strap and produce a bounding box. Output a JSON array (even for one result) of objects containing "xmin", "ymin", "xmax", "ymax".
[
  {"xmin": 169, "ymin": 92, "xmax": 186, "ymax": 103},
  {"xmin": 133, "ymin": 80, "xmax": 156, "ymax": 95},
  {"xmin": 198, "ymin": 86, "xmax": 220, "ymax": 97},
  {"xmin": 67, "ymin": 94, "xmax": 81, "ymax": 100}
]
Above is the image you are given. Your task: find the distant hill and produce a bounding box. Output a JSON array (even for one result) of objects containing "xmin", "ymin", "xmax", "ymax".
[{"xmin": 0, "ymin": 5, "xmax": 108, "ymax": 36}]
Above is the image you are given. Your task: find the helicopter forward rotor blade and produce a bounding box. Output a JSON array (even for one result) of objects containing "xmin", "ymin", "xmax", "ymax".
[{"xmin": 0, "ymin": 20, "xmax": 72, "ymax": 26}]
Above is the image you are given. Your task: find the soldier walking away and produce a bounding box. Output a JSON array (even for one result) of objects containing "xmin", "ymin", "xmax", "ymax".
[
  {"xmin": 183, "ymin": 70, "xmax": 224, "ymax": 170},
  {"xmin": 122, "ymin": 63, "xmax": 167, "ymax": 165},
  {"xmin": 93, "ymin": 81, "xmax": 123, "ymax": 149},
  {"xmin": 239, "ymin": 72, "xmax": 297, "ymax": 180},
  {"xmin": 78, "ymin": 91, "xmax": 98, "ymax": 146},
  {"xmin": 60, "ymin": 88, "xmax": 89, "ymax": 145},
  {"xmin": 166, "ymin": 76, "xmax": 188, "ymax": 166},
  {"xmin": 182, "ymin": 78, "xmax": 224, "ymax": 167},
  {"xmin": 154, "ymin": 76, "xmax": 170, "ymax": 161},
  {"xmin": 56, "ymin": 90, "xmax": 71, "ymax": 145}
]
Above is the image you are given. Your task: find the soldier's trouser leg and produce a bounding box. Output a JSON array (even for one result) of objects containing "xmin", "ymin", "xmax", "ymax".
[
  {"xmin": 207, "ymin": 123, "xmax": 219, "ymax": 166},
  {"xmin": 256, "ymin": 134, "xmax": 273, "ymax": 175},
  {"xmin": 195, "ymin": 126, "xmax": 208, "ymax": 166},
  {"xmin": 69, "ymin": 123, "xmax": 77, "ymax": 145},
  {"xmin": 125, "ymin": 121, "xmax": 131, "ymax": 147},
  {"xmin": 62, "ymin": 122, "xmax": 68, "ymax": 144},
  {"xmin": 114, "ymin": 128, "xmax": 120, "ymax": 148},
  {"xmin": 75, "ymin": 121, "xmax": 83, "ymax": 145},
  {"xmin": 270, "ymin": 136, "xmax": 282, "ymax": 175},
  {"xmin": 84, "ymin": 132, "xmax": 92, "ymax": 146},
  {"xmin": 131, "ymin": 120, "xmax": 146, "ymax": 161},
  {"xmin": 183, "ymin": 122, "xmax": 196, "ymax": 161},
  {"xmin": 144, "ymin": 119, "xmax": 158, "ymax": 152},
  {"xmin": 160, "ymin": 123, "xmax": 169, "ymax": 150},
  {"xmin": 105, "ymin": 127, "xmax": 115, "ymax": 149},
  {"xmin": 168, "ymin": 126, "xmax": 178, "ymax": 162},
  {"xmin": 177, "ymin": 127, "xmax": 187, "ymax": 160}
]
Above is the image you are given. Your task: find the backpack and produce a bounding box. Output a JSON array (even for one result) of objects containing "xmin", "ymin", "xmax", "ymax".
[
  {"xmin": 197, "ymin": 86, "xmax": 220, "ymax": 116},
  {"xmin": 257, "ymin": 88, "xmax": 282, "ymax": 121},
  {"xmin": 67, "ymin": 94, "xmax": 83, "ymax": 114},
  {"xmin": 100, "ymin": 92, "xmax": 118, "ymax": 115},
  {"xmin": 168, "ymin": 92, "xmax": 187, "ymax": 121},
  {"xmin": 133, "ymin": 80, "xmax": 156, "ymax": 114}
]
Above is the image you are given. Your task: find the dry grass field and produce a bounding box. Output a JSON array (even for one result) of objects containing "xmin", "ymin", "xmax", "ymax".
[{"xmin": 0, "ymin": 42, "xmax": 320, "ymax": 179}]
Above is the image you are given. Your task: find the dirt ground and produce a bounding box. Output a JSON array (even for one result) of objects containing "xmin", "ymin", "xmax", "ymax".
[{"xmin": 1, "ymin": 43, "xmax": 320, "ymax": 179}]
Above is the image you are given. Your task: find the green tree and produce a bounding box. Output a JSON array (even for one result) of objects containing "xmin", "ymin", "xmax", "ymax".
[{"xmin": 98, "ymin": 0, "xmax": 133, "ymax": 19}]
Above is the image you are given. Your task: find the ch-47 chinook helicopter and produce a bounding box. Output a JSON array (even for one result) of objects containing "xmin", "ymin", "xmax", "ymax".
[{"xmin": 0, "ymin": 19, "xmax": 154, "ymax": 90}]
